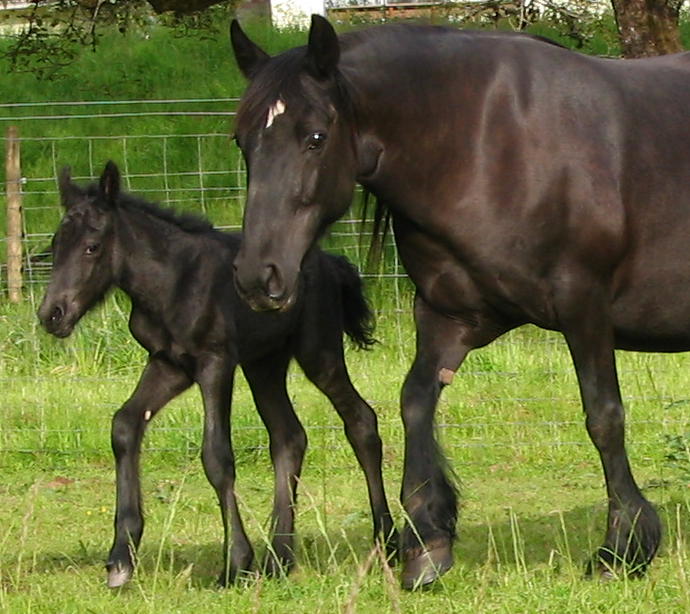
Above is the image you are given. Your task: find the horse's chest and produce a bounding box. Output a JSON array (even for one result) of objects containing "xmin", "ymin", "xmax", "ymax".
[{"xmin": 394, "ymin": 220, "xmax": 556, "ymax": 327}]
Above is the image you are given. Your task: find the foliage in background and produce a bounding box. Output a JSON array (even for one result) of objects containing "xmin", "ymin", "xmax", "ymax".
[{"xmin": 1, "ymin": 0, "xmax": 237, "ymax": 80}]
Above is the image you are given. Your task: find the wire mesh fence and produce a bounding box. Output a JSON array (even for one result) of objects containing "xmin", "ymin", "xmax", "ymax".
[
  {"xmin": 1, "ymin": 97, "xmax": 408, "ymax": 301},
  {"xmin": 2, "ymin": 98, "xmax": 690, "ymax": 472}
]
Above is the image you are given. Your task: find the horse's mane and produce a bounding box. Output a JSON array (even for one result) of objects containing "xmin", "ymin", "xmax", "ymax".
[
  {"xmin": 235, "ymin": 47, "xmax": 354, "ymax": 137},
  {"xmin": 235, "ymin": 47, "xmax": 307, "ymax": 134},
  {"xmin": 84, "ymin": 183, "xmax": 215, "ymax": 235}
]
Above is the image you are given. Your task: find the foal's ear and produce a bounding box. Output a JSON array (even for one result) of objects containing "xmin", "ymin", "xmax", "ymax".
[
  {"xmin": 306, "ymin": 14, "xmax": 340, "ymax": 80},
  {"xmin": 230, "ymin": 19, "xmax": 270, "ymax": 79},
  {"xmin": 58, "ymin": 166, "xmax": 83, "ymax": 209},
  {"xmin": 99, "ymin": 160, "xmax": 120, "ymax": 206}
]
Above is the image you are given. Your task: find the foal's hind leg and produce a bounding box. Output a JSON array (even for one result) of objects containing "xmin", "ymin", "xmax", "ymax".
[
  {"xmin": 107, "ymin": 357, "xmax": 193, "ymax": 588},
  {"xmin": 295, "ymin": 333, "xmax": 397, "ymax": 560},
  {"xmin": 242, "ymin": 350, "xmax": 307, "ymax": 577},
  {"xmin": 196, "ymin": 354, "xmax": 255, "ymax": 586},
  {"xmin": 561, "ymin": 292, "xmax": 661, "ymax": 577}
]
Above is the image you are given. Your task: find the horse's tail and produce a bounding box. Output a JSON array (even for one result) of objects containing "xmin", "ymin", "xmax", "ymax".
[{"xmin": 330, "ymin": 255, "xmax": 377, "ymax": 350}]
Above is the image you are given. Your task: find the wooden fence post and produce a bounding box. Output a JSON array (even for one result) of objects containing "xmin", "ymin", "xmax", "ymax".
[{"xmin": 5, "ymin": 126, "xmax": 23, "ymax": 303}]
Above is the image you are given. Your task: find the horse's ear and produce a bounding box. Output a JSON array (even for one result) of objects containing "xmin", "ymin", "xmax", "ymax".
[
  {"xmin": 230, "ymin": 19, "xmax": 270, "ymax": 79},
  {"xmin": 99, "ymin": 160, "xmax": 120, "ymax": 207},
  {"xmin": 306, "ymin": 14, "xmax": 339, "ymax": 80},
  {"xmin": 58, "ymin": 166, "xmax": 83, "ymax": 209}
]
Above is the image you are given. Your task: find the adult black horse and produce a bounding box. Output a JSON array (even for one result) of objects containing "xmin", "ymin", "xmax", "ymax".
[
  {"xmin": 38, "ymin": 161, "xmax": 395, "ymax": 588},
  {"xmin": 230, "ymin": 16, "xmax": 690, "ymax": 587}
]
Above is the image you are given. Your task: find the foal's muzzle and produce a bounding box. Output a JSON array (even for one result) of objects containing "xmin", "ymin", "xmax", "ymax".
[{"xmin": 38, "ymin": 300, "xmax": 74, "ymax": 338}]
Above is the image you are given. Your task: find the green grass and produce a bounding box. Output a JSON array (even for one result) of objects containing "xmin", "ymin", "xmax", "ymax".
[{"xmin": 3, "ymin": 290, "xmax": 690, "ymax": 612}]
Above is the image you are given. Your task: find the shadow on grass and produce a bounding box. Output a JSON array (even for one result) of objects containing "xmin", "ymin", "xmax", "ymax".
[{"xmin": 17, "ymin": 493, "xmax": 690, "ymax": 589}]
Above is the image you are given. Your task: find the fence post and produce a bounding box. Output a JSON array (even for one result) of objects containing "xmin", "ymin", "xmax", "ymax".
[{"xmin": 5, "ymin": 126, "xmax": 23, "ymax": 303}]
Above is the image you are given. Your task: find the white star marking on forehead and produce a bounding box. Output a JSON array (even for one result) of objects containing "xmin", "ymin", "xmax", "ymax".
[{"xmin": 266, "ymin": 99, "xmax": 286, "ymax": 129}]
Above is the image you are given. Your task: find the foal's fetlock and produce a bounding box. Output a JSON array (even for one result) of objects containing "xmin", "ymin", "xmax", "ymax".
[
  {"xmin": 217, "ymin": 548, "xmax": 255, "ymax": 587},
  {"xmin": 377, "ymin": 526, "xmax": 400, "ymax": 565},
  {"xmin": 261, "ymin": 544, "xmax": 295, "ymax": 578}
]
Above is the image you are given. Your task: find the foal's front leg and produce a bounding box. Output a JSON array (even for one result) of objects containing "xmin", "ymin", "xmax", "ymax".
[
  {"xmin": 196, "ymin": 353, "xmax": 254, "ymax": 585},
  {"xmin": 107, "ymin": 357, "xmax": 192, "ymax": 588},
  {"xmin": 242, "ymin": 350, "xmax": 307, "ymax": 577}
]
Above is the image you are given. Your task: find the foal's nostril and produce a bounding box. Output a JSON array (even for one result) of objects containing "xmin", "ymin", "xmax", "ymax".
[{"xmin": 49, "ymin": 305, "xmax": 64, "ymax": 323}]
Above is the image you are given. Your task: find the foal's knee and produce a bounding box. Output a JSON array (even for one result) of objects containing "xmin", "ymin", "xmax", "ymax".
[
  {"xmin": 272, "ymin": 424, "xmax": 307, "ymax": 469},
  {"xmin": 111, "ymin": 407, "xmax": 143, "ymax": 458},
  {"xmin": 202, "ymin": 441, "xmax": 236, "ymax": 491}
]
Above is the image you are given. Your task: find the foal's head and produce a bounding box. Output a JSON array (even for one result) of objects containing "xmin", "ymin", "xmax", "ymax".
[
  {"xmin": 230, "ymin": 16, "xmax": 358, "ymax": 312},
  {"xmin": 38, "ymin": 161, "xmax": 121, "ymax": 338}
]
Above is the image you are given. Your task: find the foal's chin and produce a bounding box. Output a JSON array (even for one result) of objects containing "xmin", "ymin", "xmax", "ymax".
[
  {"xmin": 47, "ymin": 324, "xmax": 75, "ymax": 339},
  {"xmin": 42, "ymin": 317, "xmax": 77, "ymax": 339}
]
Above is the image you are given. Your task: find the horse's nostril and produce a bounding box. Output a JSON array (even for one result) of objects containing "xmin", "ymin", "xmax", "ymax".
[{"xmin": 264, "ymin": 264, "xmax": 285, "ymax": 300}]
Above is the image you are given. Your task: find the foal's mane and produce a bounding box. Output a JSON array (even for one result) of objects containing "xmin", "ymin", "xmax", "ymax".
[{"xmin": 85, "ymin": 183, "xmax": 214, "ymax": 235}]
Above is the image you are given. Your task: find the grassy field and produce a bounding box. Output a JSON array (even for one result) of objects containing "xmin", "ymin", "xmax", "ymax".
[
  {"xmin": 3, "ymin": 289, "xmax": 690, "ymax": 613},
  {"xmin": 4, "ymin": 10, "xmax": 690, "ymax": 614}
]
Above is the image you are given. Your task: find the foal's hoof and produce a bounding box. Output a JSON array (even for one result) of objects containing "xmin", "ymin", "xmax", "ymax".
[
  {"xmin": 585, "ymin": 548, "xmax": 649, "ymax": 581},
  {"xmin": 261, "ymin": 553, "xmax": 294, "ymax": 579},
  {"xmin": 401, "ymin": 545, "xmax": 453, "ymax": 590},
  {"xmin": 106, "ymin": 562, "xmax": 132, "ymax": 588}
]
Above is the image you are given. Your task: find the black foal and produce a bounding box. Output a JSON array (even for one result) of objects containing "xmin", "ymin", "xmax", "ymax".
[{"xmin": 38, "ymin": 161, "xmax": 396, "ymax": 588}]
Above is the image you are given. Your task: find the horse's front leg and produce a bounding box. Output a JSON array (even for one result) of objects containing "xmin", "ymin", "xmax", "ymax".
[
  {"xmin": 562, "ymin": 291, "xmax": 661, "ymax": 577},
  {"xmin": 107, "ymin": 357, "xmax": 192, "ymax": 588},
  {"xmin": 400, "ymin": 295, "xmax": 507, "ymax": 590},
  {"xmin": 196, "ymin": 353, "xmax": 254, "ymax": 585},
  {"xmin": 242, "ymin": 350, "xmax": 306, "ymax": 577}
]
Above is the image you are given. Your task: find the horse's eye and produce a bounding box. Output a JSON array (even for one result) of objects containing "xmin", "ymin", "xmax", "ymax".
[
  {"xmin": 85, "ymin": 243, "xmax": 100, "ymax": 255},
  {"xmin": 307, "ymin": 132, "xmax": 327, "ymax": 150}
]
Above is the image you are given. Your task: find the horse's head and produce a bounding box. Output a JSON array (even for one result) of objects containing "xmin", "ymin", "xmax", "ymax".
[
  {"xmin": 38, "ymin": 161, "xmax": 120, "ymax": 337},
  {"xmin": 230, "ymin": 15, "xmax": 359, "ymax": 311}
]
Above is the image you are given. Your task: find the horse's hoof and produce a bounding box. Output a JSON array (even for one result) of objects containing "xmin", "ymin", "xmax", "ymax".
[
  {"xmin": 106, "ymin": 563, "xmax": 132, "ymax": 588},
  {"xmin": 401, "ymin": 545, "xmax": 453, "ymax": 590}
]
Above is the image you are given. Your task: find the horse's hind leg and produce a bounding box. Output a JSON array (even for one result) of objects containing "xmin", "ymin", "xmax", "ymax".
[
  {"xmin": 561, "ymin": 292, "xmax": 661, "ymax": 577},
  {"xmin": 295, "ymin": 330, "xmax": 397, "ymax": 560},
  {"xmin": 107, "ymin": 357, "xmax": 192, "ymax": 588},
  {"xmin": 196, "ymin": 354, "xmax": 254, "ymax": 586},
  {"xmin": 242, "ymin": 350, "xmax": 307, "ymax": 577}
]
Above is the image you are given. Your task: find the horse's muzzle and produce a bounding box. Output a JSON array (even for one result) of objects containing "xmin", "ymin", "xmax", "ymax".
[{"xmin": 232, "ymin": 259, "xmax": 297, "ymax": 312}]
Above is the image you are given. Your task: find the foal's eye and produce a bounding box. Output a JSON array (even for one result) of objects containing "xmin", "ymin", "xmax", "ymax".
[
  {"xmin": 306, "ymin": 132, "xmax": 327, "ymax": 150},
  {"xmin": 84, "ymin": 243, "xmax": 100, "ymax": 255}
]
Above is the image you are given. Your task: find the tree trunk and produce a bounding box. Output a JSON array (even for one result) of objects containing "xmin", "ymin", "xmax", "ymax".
[{"xmin": 610, "ymin": 0, "xmax": 684, "ymax": 57}]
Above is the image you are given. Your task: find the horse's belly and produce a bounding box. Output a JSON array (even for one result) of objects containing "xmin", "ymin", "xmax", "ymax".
[{"xmin": 612, "ymin": 273, "xmax": 690, "ymax": 352}]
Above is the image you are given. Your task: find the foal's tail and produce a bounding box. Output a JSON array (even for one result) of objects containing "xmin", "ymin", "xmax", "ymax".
[{"xmin": 330, "ymin": 255, "xmax": 377, "ymax": 350}]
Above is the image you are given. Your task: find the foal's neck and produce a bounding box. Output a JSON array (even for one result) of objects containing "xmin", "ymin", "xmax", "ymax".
[{"xmin": 113, "ymin": 205, "xmax": 202, "ymax": 314}]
